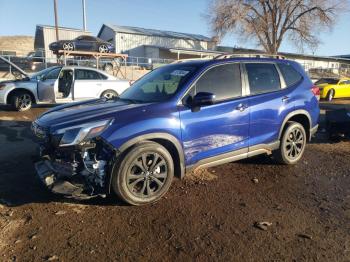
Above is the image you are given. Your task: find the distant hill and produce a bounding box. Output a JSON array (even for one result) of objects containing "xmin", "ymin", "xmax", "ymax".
[{"xmin": 0, "ymin": 36, "xmax": 34, "ymax": 56}]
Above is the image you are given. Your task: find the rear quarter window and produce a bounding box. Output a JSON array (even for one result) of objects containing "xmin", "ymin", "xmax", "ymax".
[{"xmin": 278, "ymin": 63, "xmax": 303, "ymax": 87}]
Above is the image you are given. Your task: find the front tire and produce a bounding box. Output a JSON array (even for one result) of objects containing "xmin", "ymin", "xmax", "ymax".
[
  {"xmin": 10, "ymin": 91, "xmax": 33, "ymax": 111},
  {"xmin": 111, "ymin": 141, "xmax": 174, "ymax": 205},
  {"xmin": 326, "ymin": 89, "xmax": 335, "ymax": 101},
  {"xmin": 62, "ymin": 42, "xmax": 74, "ymax": 51},
  {"xmin": 273, "ymin": 121, "xmax": 307, "ymax": 165}
]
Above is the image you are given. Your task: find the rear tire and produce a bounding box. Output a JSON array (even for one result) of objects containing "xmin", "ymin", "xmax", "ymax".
[
  {"xmin": 111, "ymin": 141, "xmax": 174, "ymax": 205},
  {"xmin": 100, "ymin": 90, "xmax": 118, "ymax": 99},
  {"xmin": 273, "ymin": 121, "xmax": 307, "ymax": 165},
  {"xmin": 99, "ymin": 44, "xmax": 109, "ymax": 53},
  {"xmin": 326, "ymin": 89, "xmax": 335, "ymax": 101},
  {"xmin": 10, "ymin": 91, "xmax": 33, "ymax": 111}
]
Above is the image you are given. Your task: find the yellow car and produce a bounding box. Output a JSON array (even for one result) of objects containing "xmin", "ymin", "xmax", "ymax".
[{"xmin": 316, "ymin": 78, "xmax": 350, "ymax": 101}]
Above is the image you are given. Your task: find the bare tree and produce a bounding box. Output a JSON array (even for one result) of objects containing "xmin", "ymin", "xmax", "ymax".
[{"xmin": 208, "ymin": 0, "xmax": 348, "ymax": 54}]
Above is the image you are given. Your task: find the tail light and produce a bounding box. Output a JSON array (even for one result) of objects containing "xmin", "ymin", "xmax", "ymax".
[{"xmin": 311, "ymin": 85, "xmax": 320, "ymax": 100}]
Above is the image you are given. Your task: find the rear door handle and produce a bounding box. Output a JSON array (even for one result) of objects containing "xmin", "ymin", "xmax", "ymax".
[
  {"xmin": 282, "ymin": 96, "xmax": 289, "ymax": 102},
  {"xmin": 236, "ymin": 103, "xmax": 248, "ymax": 112}
]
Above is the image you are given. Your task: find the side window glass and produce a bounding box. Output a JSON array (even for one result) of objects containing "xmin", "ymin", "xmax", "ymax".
[
  {"xmin": 278, "ymin": 63, "xmax": 303, "ymax": 87},
  {"xmin": 75, "ymin": 69, "xmax": 101, "ymax": 80},
  {"xmin": 45, "ymin": 68, "xmax": 61, "ymax": 80},
  {"xmin": 194, "ymin": 63, "xmax": 242, "ymax": 101},
  {"xmin": 246, "ymin": 63, "xmax": 281, "ymax": 94}
]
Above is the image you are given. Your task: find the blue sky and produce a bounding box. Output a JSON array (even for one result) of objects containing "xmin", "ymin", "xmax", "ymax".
[{"xmin": 0, "ymin": 0, "xmax": 349, "ymax": 56}]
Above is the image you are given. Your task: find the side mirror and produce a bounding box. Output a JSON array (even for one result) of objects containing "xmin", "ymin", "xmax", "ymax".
[{"xmin": 192, "ymin": 92, "xmax": 216, "ymax": 107}]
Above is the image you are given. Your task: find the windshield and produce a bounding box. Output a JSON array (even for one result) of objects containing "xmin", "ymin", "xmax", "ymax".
[
  {"xmin": 119, "ymin": 64, "xmax": 198, "ymax": 103},
  {"xmin": 315, "ymin": 78, "xmax": 339, "ymax": 85},
  {"xmin": 30, "ymin": 67, "xmax": 61, "ymax": 80}
]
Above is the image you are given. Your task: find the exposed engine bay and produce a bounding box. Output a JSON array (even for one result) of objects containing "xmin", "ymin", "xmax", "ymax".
[{"xmin": 34, "ymin": 136, "xmax": 114, "ymax": 200}]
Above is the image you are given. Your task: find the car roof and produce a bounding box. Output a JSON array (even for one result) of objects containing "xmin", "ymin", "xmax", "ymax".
[
  {"xmin": 61, "ymin": 65, "xmax": 104, "ymax": 71},
  {"xmin": 177, "ymin": 57, "xmax": 295, "ymax": 66}
]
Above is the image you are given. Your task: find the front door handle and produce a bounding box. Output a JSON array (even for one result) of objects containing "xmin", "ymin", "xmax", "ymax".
[{"xmin": 236, "ymin": 103, "xmax": 248, "ymax": 112}]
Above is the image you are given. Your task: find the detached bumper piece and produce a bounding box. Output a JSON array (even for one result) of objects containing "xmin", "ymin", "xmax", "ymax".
[{"xmin": 35, "ymin": 159, "xmax": 106, "ymax": 200}]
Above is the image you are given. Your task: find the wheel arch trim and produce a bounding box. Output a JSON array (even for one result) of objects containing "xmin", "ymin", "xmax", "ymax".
[
  {"xmin": 278, "ymin": 109, "xmax": 312, "ymax": 140},
  {"xmin": 6, "ymin": 87, "xmax": 37, "ymax": 104}
]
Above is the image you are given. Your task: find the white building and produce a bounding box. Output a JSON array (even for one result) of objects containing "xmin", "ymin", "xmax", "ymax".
[{"xmin": 97, "ymin": 24, "xmax": 217, "ymax": 58}]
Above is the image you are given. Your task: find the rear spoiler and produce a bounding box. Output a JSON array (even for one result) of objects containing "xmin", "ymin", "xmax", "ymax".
[{"xmin": 0, "ymin": 55, "xmax": 29, "ymax": 78}]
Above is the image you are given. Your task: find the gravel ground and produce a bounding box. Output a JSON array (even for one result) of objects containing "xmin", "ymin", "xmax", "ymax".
[{"xmin": 0, "ymin": 102, "xmax": 349, "ymax": 261}]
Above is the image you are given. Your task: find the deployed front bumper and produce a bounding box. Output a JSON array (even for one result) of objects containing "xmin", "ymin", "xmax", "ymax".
[{"xmin": 35, "ymin": 159, "xmax": 106, "ymax": 200}]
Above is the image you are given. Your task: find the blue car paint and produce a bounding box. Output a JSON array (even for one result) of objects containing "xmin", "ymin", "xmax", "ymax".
[{"xmin": 35, "ymin": 57, "xmax": 320, "ymax": 168}]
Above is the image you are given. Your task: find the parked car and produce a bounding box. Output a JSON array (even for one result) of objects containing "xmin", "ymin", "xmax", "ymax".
[
  {"xmin": 32, "ymin": 57, "xmax": 320, "ymax": 205},
  {"xmin": 315, "ymin": 77, "xmax": 350, "ymax": 101},
  {"xmin": 0, "ymin": 66, "xmax": 130, "ymax": 111},
  {"xmin": 49, "ymin": 35, "xmax": 115, "ymax": 54}
]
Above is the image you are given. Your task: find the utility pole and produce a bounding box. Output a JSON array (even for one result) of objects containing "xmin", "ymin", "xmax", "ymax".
[
  {"xmin": 54, "ymin": 0, "xmax": 59, "ymax": 41},
  {"xmin": 82, "ymin": 0, "xmax": 87, "ymax": 31}
]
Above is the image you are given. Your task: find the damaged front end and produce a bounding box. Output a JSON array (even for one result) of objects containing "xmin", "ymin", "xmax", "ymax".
[{"xmin": 32, "ymin": 119, "xmax": 115, "ymax": 200}]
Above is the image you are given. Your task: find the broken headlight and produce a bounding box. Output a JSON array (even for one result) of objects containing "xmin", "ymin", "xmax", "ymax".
[{"xmin": 54, "ymin": 119, "xmax": 113, "ymax": 147}]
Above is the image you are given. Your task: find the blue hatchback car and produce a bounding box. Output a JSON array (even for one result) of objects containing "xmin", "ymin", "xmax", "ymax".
[{"xmin": 32, "ymin": 55, "xmax": 320, "ymax": 205}]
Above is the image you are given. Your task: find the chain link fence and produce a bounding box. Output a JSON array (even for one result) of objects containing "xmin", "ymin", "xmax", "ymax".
[{"xmin": 1, "ymin": 52, "xmax": 350, "ymax": 81}]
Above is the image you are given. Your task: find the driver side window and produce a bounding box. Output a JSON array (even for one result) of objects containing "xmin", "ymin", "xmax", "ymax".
[
  {"xmin": 190, "ymin": 63, "xmax": 242, "ymax": 101},
  {"xmin": 45, "ymin": 68, "xmax": 61, "ymax": 80}
]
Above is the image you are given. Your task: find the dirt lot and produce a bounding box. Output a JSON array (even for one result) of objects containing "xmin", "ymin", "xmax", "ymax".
[{"xmin": 0, "ymin": 101, "xmax": 349, "ymax": 261}]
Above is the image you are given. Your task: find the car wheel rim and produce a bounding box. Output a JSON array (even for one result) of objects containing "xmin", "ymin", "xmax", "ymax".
[
  {"xmin": 103, "ymin": 92, "xmax": 116, "ymax": 99},
  {"xmin": 285, "ymin": 127, "xmax": 304, "ymax": 160},
  {"xmin": 99, "ymin": 45, "xmax": 108, "ymax": 53},
  {"xmin": 126, "ymin": 152, "xmax": 168, "ymax": 198},
  {"xmin": 18, "ymin": 94, "xmax": 31, "ymax": 110},
  {"xmin": 63, "ymin": 43, "xmax": 73, "ymax": 51}
]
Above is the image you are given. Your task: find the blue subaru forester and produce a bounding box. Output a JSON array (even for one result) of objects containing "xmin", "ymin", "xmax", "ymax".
[{"xmin": 32, "ymin": 55, "xmax": 320, "ymax": 205}]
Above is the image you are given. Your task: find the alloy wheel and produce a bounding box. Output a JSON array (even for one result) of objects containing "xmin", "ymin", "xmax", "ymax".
[
  {"xmin": 126, "ymin": 152, "xmax": 168, "ymax": 198},
  {"xmin": 99, "ymin": 45, "xmax": 109, "ymax": 53},
  {"xmin": 62, "ymin": 42, "xmax": 74, "ymax": 51},
  {"xmin": 284, "ymin": 127, "xmax": 305, "ymax": 160},
  {"xmin": 103, "ymin": 92, "xmax": 116, "ymax": 99},
  {"xmin": 18, "ymin": 94, "xmax": 32, "ymax": 111}
]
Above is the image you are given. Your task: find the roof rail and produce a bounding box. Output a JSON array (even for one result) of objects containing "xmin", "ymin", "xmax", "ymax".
[
  {"xmin": 214, "ymin": 53, "xmax": 286, "ymax": 60},
  {"xmin": 171, "ymin": 58, "xmax": 211, "ymax": 64}
]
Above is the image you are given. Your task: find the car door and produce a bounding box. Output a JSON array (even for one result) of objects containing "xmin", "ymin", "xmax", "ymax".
[
  {"xmin": 179, "ymin": 63, "xmax": 249, "ymax": 166},
  {"xmin": 55, "ymin": 69, "xmax": 74, "ymax": 102},
  {"xmin": 244, "ymin": 62, "xmax": 295, "ymax": 147},
  {"xmin": 336, "ymin": 80, "xmax": 350, "ymax": 98},
  {"xmin": 73, "ymin": 69, "xmax": 103, "ymax": 101},
  {"xmin": 76, "ymin": 36, "xmax": 96, "ymax": 51},
  {"xmin": 37, "ymin": 67, "xmax": 61, "ymax": 102}
]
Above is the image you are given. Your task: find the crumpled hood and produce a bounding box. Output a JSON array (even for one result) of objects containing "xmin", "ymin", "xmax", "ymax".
[{"xmin": 36, "ymin": 98, "xmax": 148, "ymax": 131}]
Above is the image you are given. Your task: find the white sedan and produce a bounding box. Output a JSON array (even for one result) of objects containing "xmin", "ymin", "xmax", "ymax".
[{"xmin": 0, "ymin": 66, "xmax": 130, "ymax": 111}]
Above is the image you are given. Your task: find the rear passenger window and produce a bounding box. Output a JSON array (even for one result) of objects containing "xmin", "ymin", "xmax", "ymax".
[
  {"xmin": 278, "ymin": 63, "xmax": 302, "ymax": 86},
  {"xmin": 246, "ymin": 63, "xmax": 281, "ymax": 94},
  {"xmin": 75, "ymin": 69, "xmax": 102, "ymax": 80},
  {"xmin": 194, "ymin": 63, "xmax": 242, "ymax": 101}
]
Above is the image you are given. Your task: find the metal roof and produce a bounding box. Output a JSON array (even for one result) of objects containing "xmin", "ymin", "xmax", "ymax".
[
  {"xmin": 36, "ymin": 24, "xmax": 91, "ymax": 33},
  {"xmin": 142, "ymin": 45, "xmax": 224, "ymax": 54},
  {"xmin": 99, "ymin": 24, "xmax": 213, "ymax": 42}
]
